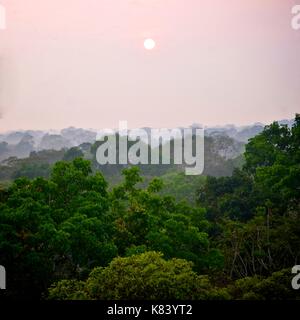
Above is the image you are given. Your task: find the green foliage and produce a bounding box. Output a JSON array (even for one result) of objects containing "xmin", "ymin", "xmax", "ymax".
[
  {"xmin": 199, "ymin": 115, "xmax": 300, "ymax": 224},
  {"xmin": 110, "ymin": 167, "xmax": 222, "ymax": 272},
  {"xmin": 199, "ymin": 115, "xmax": 300, "ymax": 280},
  {"xmin": 159, "ymin": 171, "xmax": 206, "ymax": 203},
  {"xmin": 13, "ymin": 163, "xmax": 51, "ymax": 180},
  {"xmin": 48, "ymin": 252, "xmax": 220, "ymax": 300},
  {"xmin": 1, "ymin": 158, "xmax": 221, "ymax": 298},
  {"xmin": 63, "ymin": 147, "xmax": 84, "ymax": 161},
  {"xmin": 198, "ymin": 169, "xmax": 258, "ymax": 222},
  {"xmin": 0, "ymin": 149, "xmax": 65, "ymax": 181},
  {"xmin": 0, "ymin": 158, "xmax": 115, "ymax": 298},
  {"xmin": 244, "ymin": 115, "xmax": 300, "ymax": 212},
  {"xmin": 1, "ymin": 115, "xmax": 300, "ymax": 300},
  {"xmin": 228, "ymin": 269, "xmax": 299, "ymax": 300},
  {"xmin": 46, "ymin": 280, "xmax": 88, "ymax": 300}
]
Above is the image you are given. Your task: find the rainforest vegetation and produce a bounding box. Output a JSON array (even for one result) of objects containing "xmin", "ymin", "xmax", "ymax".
[{"xmin": 0, "ymin": 115, "xmax": 299, "ymax": 300}]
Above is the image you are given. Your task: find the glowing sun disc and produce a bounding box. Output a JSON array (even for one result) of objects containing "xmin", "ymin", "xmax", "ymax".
[{"xmin": 144, "ymin": 38, "xmax": 156, "ymax": 50}]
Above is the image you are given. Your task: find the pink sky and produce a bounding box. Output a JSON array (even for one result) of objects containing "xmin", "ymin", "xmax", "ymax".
[{"xmin": 0, "ymin": 0, "xmax": 300, "ymax": 132}]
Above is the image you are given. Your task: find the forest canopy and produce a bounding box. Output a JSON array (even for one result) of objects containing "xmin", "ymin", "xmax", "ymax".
[{"xmin": 0, "ymin": 115, "xmax": 299, "ymax": 300}]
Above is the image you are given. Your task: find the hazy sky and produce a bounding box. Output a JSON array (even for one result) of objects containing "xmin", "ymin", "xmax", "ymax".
[{"xmin": 0, "ymin": 0, "xmax": 299, "ymax": 132}]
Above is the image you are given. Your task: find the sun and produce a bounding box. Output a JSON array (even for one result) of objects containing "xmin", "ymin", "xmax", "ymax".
[{"xmin": 144, "ymin": 38, "xmax": 156, "ymax": 50}]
